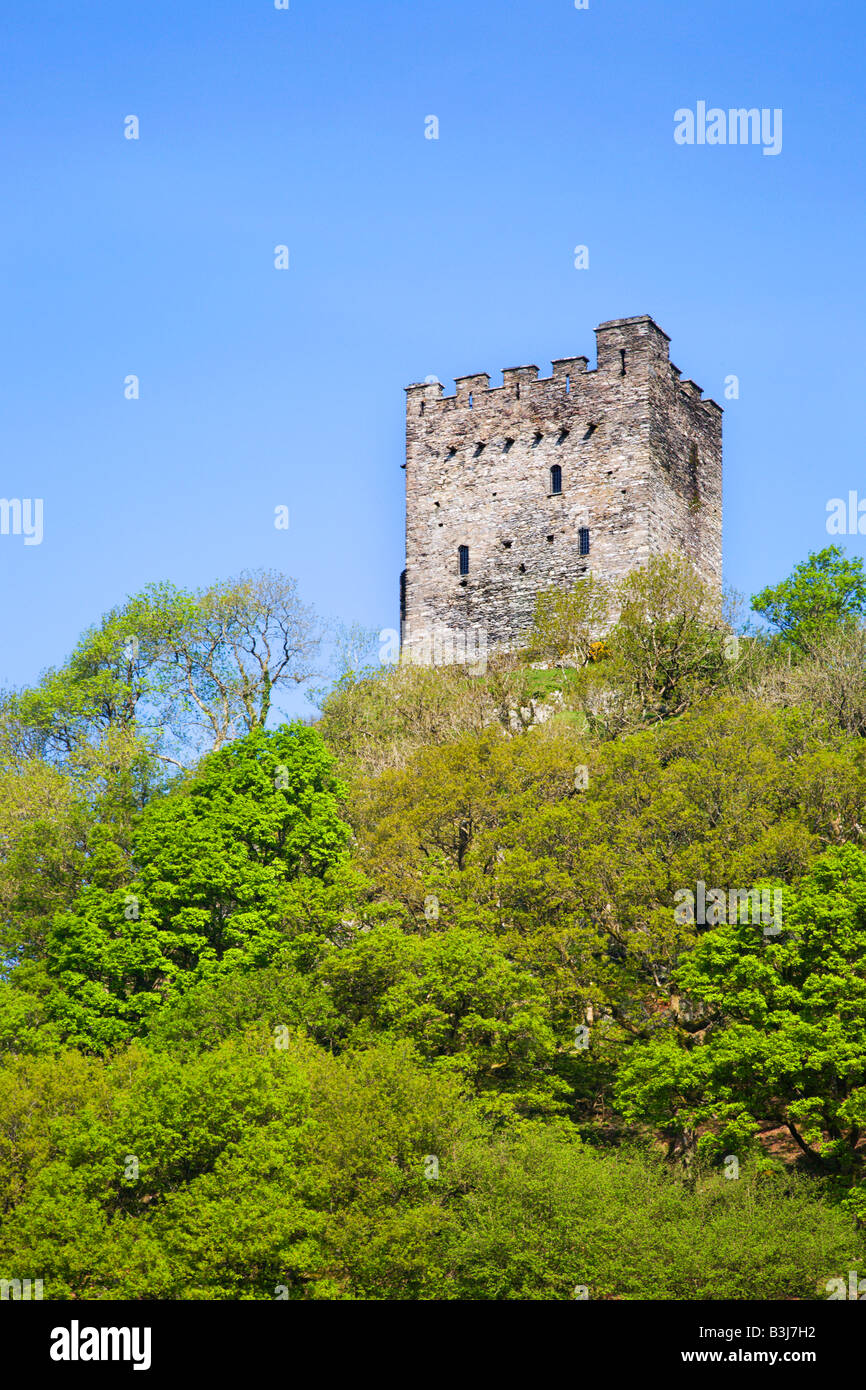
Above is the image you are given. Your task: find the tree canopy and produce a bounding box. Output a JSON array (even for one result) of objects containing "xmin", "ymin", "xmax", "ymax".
[
  {"xmin": 751, "ymin": 545, "xmax": 866, "ymax": 650},
  {"xmin": 0, "ymin": 553, "xmax": 864, "ymax": 1298}
]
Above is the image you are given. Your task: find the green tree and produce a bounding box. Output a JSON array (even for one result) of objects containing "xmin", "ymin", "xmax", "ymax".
[
  {"xmin": 2, "ymin": 724, "xmax": 350, "ymax": 1051},
  {"xmin": 318, "ymin": 923, "xmax": 566, "ymax": 1115},
  {"xmin": 523, "ymin": 574, "xmax": 611, "ymax": 667},
  {"xmin": 608, "ymin": 553, "xmax": 732, "ymax": 722},
  {"xmin": 615, "ymin": 845, "xmax": 866, "ymax": 1171},
  {"xmin": 751, "ymin": 545, "xmax": 866, "ymax": 650},
  {"xmin": 155, "ymin": 569, "xmax": 323, "ymax": 755},
  {"xmin": 433, "ymin": 1128, "xmax": 860, "ymax": 1301},
  {"xmin": 5, "ymin": 570, "xmax": 323, "ymax": 771},
  {"xmin": 0, "ymin": 1035, "xmax": 471, "ymax": 1300},
  {"xmin": 350, "ymin": 695, "xmax": 866, "ymax": 1135},
  {"xmin": 0, "ymin": 1042, "xmax": 858, "ymax": 1300}
]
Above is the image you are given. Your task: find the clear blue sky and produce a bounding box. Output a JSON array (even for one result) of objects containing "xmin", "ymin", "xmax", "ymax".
[{"xmin": 1, "ymin": 0, "xmax": 863, "ymax": 700}]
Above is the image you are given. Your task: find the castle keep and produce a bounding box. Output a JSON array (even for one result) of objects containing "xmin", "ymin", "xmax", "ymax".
[{"xmin": 400, "ymin": 315, "xmax": 722, "ymax": 662}]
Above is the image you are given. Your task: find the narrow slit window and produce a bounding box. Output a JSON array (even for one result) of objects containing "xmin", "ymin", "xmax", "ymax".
[
  {"xmin": 620, "ymin": 349, "xmax": 627, "ymax": 376},
  {"xmin": 458, "ymin": 545, "xmax": 469, "ymax": 576},
  {"xmin": 550, "ymin": 464, "xmax": 562, "ymax": 495},
  {"xmin": 688, "ymin": 441, "xmax": 699, "ymax": 496},
  {"xmin": 579, "ymin": 527, "xmax": 590, "ymax": 556},
  {"xmin": 565, "ymin": 374, "xmax": 571, "ymax": 395}
]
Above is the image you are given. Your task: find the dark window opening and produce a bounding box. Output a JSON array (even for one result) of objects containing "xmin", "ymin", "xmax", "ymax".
[
  {"xmin": 468, "ymin": 393, "xmax": 473, "ymax": 409},
  {"xmin": 579, "ymin": 528, "xmax": 590, "ymax": 556},
  {"xmin": 446, "ymin": 446, "xmax": 457, "ymax": 459},
  {"xmin": 565, "ymin": 374, "xmax": 571, "ymax": 394},
  {"xmin": 420, "ymin": 401, "xmax": 425, "ymax": 414},
  {"xmin": 474, "ymin": 442, "xmax": 485, "ymax": 457},
  {"xmin": 557, "ymin": 428, "xmax": 570, "ymax": 444},
  {"xmin": 533, "ymin": 431, "xmax": 544, "ymax": 447},
  {"xmin": 688, "ymin": 442, "xmax": 701, "ymax": 506},
  {"xmin": 550, "ymin": 464, "xmax": 562, "ymax": 495},
  {"xmin": 516, "ymin": 383, "xmax": 521, "ymax": 399},
  {"xmin": 434, "ymin": 500, "xmax": 440, "ymax": 507},
  {"xmin": 503, "ymin": 437, "xmax": 514, "ymax": 452},
  {"xmin": 620, "ymin": 349, "xmax": 627, "ymax": 376},
  {"xmin": 502, "ymin": 539, "xmax": 512, "ymax": 548},
  {"xmin": 518, "ymin": 563, "xmax": 526, "ymax": 573},
  {"xmin": 583, "ymin": 422, "xmax": 598, "ymax": 442},
  {"xmin": 458, "ymin": 544, "xmax": 469, "ymax": 575},
  {"xmin": 546, "ymin": 534, "xmax": 554, "ymax": 542}
]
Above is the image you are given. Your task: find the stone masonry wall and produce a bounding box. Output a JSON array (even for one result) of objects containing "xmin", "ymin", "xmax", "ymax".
[{"xmin": 401, "ymin": 315, "xmax": 722, "ymax": 662}]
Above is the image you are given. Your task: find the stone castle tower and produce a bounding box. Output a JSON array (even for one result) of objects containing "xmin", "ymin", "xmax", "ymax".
[{"xmin": 401, "ymin": 315, "xmax": 722, "ymax": 662}]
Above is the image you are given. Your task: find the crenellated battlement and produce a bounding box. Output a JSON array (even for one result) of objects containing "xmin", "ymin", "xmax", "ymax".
[
  {"xmin": 402, "ymin": 316, "xmax": 723, "ymax": 661},
  {"xmin": 406, "ymin": 316, "xmax": 721, "ymax": 422}
]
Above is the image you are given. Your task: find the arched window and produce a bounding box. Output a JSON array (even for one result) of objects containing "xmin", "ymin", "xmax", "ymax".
[
  {"xmin": 458, "ymin": 545, "xmax": 469, "ymax": 576},
  {"xmin": 550, "ymin": 464, "xmax": 562, "ymax": 495}
]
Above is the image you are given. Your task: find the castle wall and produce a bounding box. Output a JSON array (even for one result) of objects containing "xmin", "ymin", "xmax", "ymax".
[{"xmin": 402, "ymin": 316, "xmax": 722, "ymax": 661}]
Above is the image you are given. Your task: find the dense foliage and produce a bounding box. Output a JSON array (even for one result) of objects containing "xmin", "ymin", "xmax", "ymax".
[{"xmin": 0, "ymin": 550, "xmax": 864, "ymax": 1298}]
